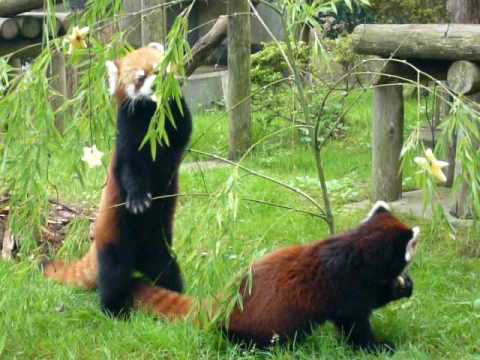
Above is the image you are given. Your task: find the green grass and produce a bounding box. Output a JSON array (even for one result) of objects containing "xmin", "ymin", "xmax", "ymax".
[{"xmin": 1, "ymin": 88, "xmax": 479, "ymax": 359}]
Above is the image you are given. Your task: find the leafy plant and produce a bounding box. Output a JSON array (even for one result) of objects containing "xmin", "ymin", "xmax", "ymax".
[
  {"xmin": 250, "ymin": 41, "xmax": 310, "ymax": 86},
  {"xmin": 369, "ymin": 0, "xmax": 447, "ymax": 23},
  {"xmin": 0, "ymin": 0, "xmax": 190, "ymax": 253}
]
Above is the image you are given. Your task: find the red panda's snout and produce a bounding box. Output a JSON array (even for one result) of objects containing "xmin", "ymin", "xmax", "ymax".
[{"xmin": 124, "ymin": 70, "xmax": 157, "ymax": 101}]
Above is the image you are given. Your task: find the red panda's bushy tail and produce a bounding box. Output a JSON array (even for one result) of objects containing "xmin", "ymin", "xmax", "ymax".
[
  {"xmin": 133, "ymin": 283, "xmax": 195, "ymax": 320},
  {"xmin": 133, "ymin": 283, "xmax": 221, "ymax": 325},
  {"xmin": 42, "ymin": 242, "xmax": 98, "ymax": 290}
]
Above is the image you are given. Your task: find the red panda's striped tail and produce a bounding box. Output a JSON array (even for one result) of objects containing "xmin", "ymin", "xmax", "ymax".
[
  {"xmin": 133, "ymin": 283, "xmax": 194, "ymax": 320},
  {"xmin": 42, "ymin": 242, "xmax": 97, "ymax": 290}
]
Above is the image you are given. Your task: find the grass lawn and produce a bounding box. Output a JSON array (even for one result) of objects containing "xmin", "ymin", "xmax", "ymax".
[{"xmin": 0, "ymin": 89, "xmax": 479, "ymax": 359}]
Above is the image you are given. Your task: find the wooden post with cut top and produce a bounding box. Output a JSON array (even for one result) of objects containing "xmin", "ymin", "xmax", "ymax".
[
  {"xmin": 227, "ymin": 0, "xmax": 252, "ymax": 161},
  {"xmin": 352, "ymin": 23, "xmax": 480, "ymax": 203}
]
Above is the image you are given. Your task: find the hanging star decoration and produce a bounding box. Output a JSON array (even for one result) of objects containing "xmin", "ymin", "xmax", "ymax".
[
  {"xmin": 414, "ymin": 148, "xmax": 449, "ymax": 183},
  {"xmin": 82, "ymin": 145, "xmax": 104, "ymax": 168},
  {"xmin": 66, "ymin": 26, "xmax": 89, "ymax": 54}
]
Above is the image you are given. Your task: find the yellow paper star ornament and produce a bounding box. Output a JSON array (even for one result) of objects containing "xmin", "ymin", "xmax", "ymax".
[
  {"xmin": 66, "ymin": 26, "xmax": 89, "ymax": 54},
  {"xmin": 414, "ymin": 148, "xmax": 449, "ymax": 183}
]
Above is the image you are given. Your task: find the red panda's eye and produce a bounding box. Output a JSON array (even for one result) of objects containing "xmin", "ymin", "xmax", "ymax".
[{"xmin": 137, "ymin": 74, "xmax": 147, "ymax": 82}]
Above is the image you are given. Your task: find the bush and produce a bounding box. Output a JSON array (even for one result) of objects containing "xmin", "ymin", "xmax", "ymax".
[
  {"xmin": 370, "ymin": 0, "xmax": 447, "ymax": 23},
  {"xmin": 250, "ymin": 41, "xmax": 310, "ymax": 86}
]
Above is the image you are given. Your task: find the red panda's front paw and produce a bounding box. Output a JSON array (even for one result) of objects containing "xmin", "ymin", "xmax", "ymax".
[
  {"xmin": 126, "ymin": 192, "xmax": 152, "ymax": 214},
  {"xmin": 391, "ymin": 274, "xmax": 413, "ymax": 300}
]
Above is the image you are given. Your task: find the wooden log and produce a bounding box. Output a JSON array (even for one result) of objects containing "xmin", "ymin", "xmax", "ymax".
[
  {"xmin": 186, "ymin": 15, "xmax": 227, "ymax": 77},
  {"xmin": 372, "ymin": 84, "xmax": 404, "ymax": 201},
  {"xmin": 17, "ymin": 16, "xmax": 42, "ymax": 39},
  {"xmin": 227, "ymin": 0, "xmax": 252, "ymax": 160},
  {"xmin": 0, "ymin": 0, "xmax": 61, "ymax": 17},
  {"xmin": 0, "ymin": 18, "xmax": 19, "ymax": 40},
  {"xmin": 20, "ymin": 12, "xmax": 70, "ymax": 35},
  {"xmin": 447, "ymin": 60, "xmax": 480, "ymax": 95},
  {"xmin": 352, "ymin": 24, "xmax": 480, "ymax": 61},
  {"xmin": 185, "ymin": 1, "xmax": 259, "ymax": 77},
  {"xmin": 1, "ymin": 225, "xmax": 15, "ymax": 260}
]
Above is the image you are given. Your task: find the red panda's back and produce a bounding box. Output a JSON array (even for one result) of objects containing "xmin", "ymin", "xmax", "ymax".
[{"xmin": 226, "ymin": 244, "xmax": 329, "ymax": 346}]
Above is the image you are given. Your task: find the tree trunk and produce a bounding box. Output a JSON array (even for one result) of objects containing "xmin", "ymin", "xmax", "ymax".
[
  {"xmin": 447, "ymin": 0, "xmax": 480, "ymax": 23},
  {"xmin": 142, "ymin": 0, "xmax": 167, "ymax": 45},
  {"xmin": 121, "ymin": 0, "xmax": 142, "ymax": 48},
  {"xmin": 227, "ymin": 0, "xmax": 252, "ymax": 160},
  {"xmin": 50, "ymin": 50, "xmax": 67, "ymax": 132}
]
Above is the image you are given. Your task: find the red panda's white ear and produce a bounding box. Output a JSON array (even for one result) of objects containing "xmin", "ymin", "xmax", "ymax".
[
  {"xmin": 147, "ymin": 42, "xmax": 165, "ymax": 54},
  {"xmin": 362, "ymin": 200, "xmax": 390, "ymax": 223},
  {"xmin": 105, "ymin": 60, "xmax": 118, "ymax": 95}
]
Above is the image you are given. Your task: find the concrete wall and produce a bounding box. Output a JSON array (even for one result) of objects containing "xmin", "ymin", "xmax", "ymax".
[{"xmin": 182, "ymin": 71, "xmax": 227, "ymax": 113}]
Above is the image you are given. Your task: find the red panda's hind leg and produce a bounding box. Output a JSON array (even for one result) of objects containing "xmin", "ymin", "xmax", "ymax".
[
  {"xmin": 97, "ymin": 241, "xmax": 135, "ymax": 317},
  {"xmin": 136, "ymin": 238, "xmax": 183, "ymax": 292}
]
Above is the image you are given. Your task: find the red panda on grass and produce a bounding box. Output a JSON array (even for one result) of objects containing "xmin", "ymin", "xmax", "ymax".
[
  {"xmin": 134, "ymin": 201, "xmax": 419, "ymax": 353},
  {"xmin": 42, "ymin": 43, "xmax": 192, "ymax": 316}
]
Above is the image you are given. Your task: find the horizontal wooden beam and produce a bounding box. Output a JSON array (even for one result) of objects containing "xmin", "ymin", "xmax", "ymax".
[
  {"xmin": 0, "ymin": 0, "xmax": 62, "ymax": 17},
  {"xmin": 353, "ymin": 24, "xmax": 480, "ymax": 61}
]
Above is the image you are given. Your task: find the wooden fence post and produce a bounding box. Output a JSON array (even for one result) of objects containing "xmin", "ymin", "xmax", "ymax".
[
  {"xmin": 227, "ymin": 0, "xmax": 251, "ymax": 161},
  {"xmin": 372, "ymin": 69, "xmax": 404, "ymax": 201}
]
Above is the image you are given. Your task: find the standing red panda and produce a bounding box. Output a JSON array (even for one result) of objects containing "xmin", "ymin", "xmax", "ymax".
[
  {"xmin": 42, "ymin": 43, "xmax": 192, "ymax": 316},
  {"xmin": 134, "ymin": 201, "xmax": 419, "ymax": 353}
]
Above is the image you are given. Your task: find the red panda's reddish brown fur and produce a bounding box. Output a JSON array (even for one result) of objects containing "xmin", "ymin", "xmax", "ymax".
[
  {"xmin": 42, "ymin": 159, "xmax": 120, "ymax": 288},
  {"xmin": 133, "ymin": 204, "xmax": 419, "ymax": 352},
  {"xmin": 42, "ymin": 44, "xmax": 192, "ymax": 316}
]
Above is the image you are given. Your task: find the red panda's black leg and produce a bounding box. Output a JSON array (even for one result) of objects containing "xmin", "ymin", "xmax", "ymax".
[
  {"xmin": 137, "ymin": 236, "xmax": 183, "ymax": 292},
  {"xmin": 136, "ymin": 176, "xmax": 183, "ymax": 292},
  {"xmin": 97, "ymin": 242, "xmax": 135, "ymax": 317},
  {"xmin": 334, "ymin": 316, "xmax": 395, "ymax": 353},
  {"xmin": 117, "ymin": 158, "xmax": 152, "ymax": 214}
]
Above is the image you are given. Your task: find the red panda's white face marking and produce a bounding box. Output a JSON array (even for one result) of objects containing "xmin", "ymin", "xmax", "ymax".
[
  {"xmin": 405, "ymin": 226, "xmax": 420, "ymax": 262},
  {"xmin": 106, "ymin": 43, "xmax": 166, "ymax": 103}
]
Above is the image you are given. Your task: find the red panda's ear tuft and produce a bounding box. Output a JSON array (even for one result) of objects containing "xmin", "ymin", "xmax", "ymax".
[
  {"xmin": 105, "ymin": 60, "xmax": 119, "ymax": 95},
  {"xmin": 362, "ymin": 200, "xmax": 391, "ymax": 223},
  {"xmin": 147, "ymin": 42, "xmax": 165, "ymax": 54}
]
